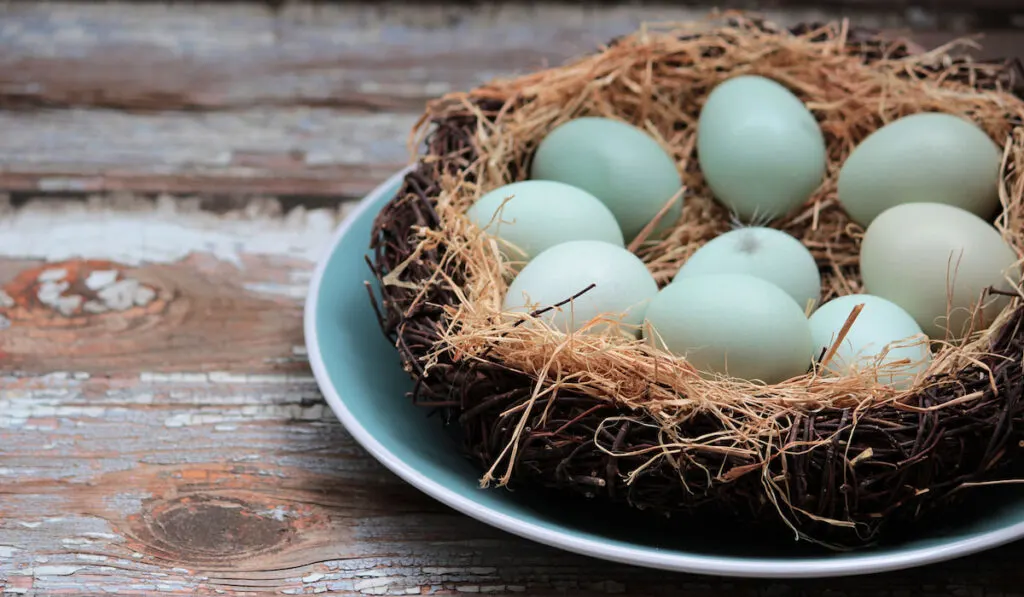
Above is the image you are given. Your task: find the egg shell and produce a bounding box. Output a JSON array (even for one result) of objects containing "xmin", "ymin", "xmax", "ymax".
[
  {"xmin": 860, "ymin": 202, "xmax": 1021, "ymax": 340},
  {"xmin": 503, "ymin": 240, "xmax": 658, "ymax": 334},
  {"xmin": 466, "ymin": 180, "xmax": 624, "ymax": 265},
  {"xmin": 674, "ymin": 227, "xmax": 821, "ymax": 311},
  {"xmin": 643, "ymin": 273, "xmax": 814, "ymax": 384},
  {"xmin": 697, "ymin": 75, "xmax": 827, "ymax": 222},
  {"xmin": 530, "ymin": 117, "xmax": 683, "ymax": 242},
  {"xmin": 809, "ymin": 294, "xmax": 931, "ymax": 389},
  {"xmin": 837, "ymin": 112, "xmax": 1002, "ymax": 226}
]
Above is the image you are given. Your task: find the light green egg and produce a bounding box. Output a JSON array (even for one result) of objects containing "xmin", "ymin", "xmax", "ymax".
[
  {"xmin": 809, "ymin": 294, "xmax": 931, "ymax": 389},
  {"xmin": 860, "ymin": 202, "xmax": 1021, "ymax": 340},
  {"xmin": 530, "ymin": 117, "xmax": 683, "ymax": 242},
  {"xmin": 643, "ymin": 273, "xmax": 813, "ymax": 384},
  {"xmin": 838, "ymin": 112, "xmax": 1002, "ymax": 226},
  {"xmin": 466, "ymin": 180, "xmax": 624, "ymax": 265},
  {"xmin": 673, "ymin": 226, "xmax": 821, "ymax": 311},
  {"xmin": 697, "ymin": 75, "xmax": 827, "ymax": 222},
  {"xmin": 503, "ymin": 240, "xmax": 658, "ymax": 334}
]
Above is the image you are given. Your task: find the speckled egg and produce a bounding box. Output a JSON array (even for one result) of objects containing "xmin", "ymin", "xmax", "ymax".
[
  {"xmin": 697, "ymin": 75, "xmax": 827, "ymax": 222},
  {"xmin": 530, "ymin": 117, "xmax": 683, "ymax": 242},
  {"xmin": 643, "ymin": 273, "xmax": 814, "ymax": 384},
  {"xmin": 503, "ymin": 240, "xmax": 658, "ymax": 334},
  {"xmin": 466, "ymin": 180, "xmax": 624, "ymax": 265}
]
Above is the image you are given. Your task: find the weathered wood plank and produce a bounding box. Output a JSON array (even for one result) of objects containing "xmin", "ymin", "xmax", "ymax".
[
  {"xmin": 0, "ymin": 193, "xmax": 1022, "ymax": 595},
  {"xmin": 3, "ymin": 371, "xmax": 1024, "ymax": 596},
  {"xmin": 1, "ymin": 2, "xmax": 1016, "ymax": 113},
  {"xmin": 0, "ymin": 108, "xmax": 415, "ymax": 197},
  {"xmin": 0, "ymin": 193, "xmax": 350, "ymax": 374},
  {"xmin": 1, "ymin": 2, "xmax": 1022, "ymax": 197}
]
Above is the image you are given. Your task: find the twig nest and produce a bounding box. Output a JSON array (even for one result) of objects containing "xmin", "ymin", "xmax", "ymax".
[{"xmin": 369, "ymin": 15, "xmax": 1024, "ymax": 549}]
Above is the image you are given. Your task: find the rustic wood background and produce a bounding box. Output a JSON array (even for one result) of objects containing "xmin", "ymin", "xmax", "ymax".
[{"xmin": 1, "ymin": 2, "xmax": 1024, "ymax": 595}]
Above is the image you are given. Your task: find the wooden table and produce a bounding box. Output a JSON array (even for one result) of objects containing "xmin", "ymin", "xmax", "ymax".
[{"xmin": 2, "ymin": 3, "xmax": 1024, "ymax": 595}]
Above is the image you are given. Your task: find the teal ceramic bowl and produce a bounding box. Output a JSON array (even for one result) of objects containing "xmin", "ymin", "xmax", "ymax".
[{"xmin": 305, "ymin": 168, "xmax": 1024, "ymax": 578}]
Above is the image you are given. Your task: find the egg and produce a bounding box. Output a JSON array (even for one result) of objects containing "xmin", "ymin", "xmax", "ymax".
[
  {"xmin": 503, "ymin": 240, "xmax": 658, "ymax": 334},
  {"xmin": 809, "ymin": 294, "xmax": 931, "ymax": 389},
  {"xmin": 837, "ymin": 112, "xmax": 1002, "ymax": 226},
  {"xmin": 860, "ymin": 202, "xmax": 1021, "ymax": 340},
  {"xmin": 466, "ymin": 180, "xmax": 624, "ymax": 265},
  {"xmin": 530, "ymin": 117, "xmax": 683, "ymax": 242},
  {"xmin": 643, "ymin": 273, "xmax": 813, "ymax": 384},
  {"xmin": 697, "ymin": 75, "xmax": 827, "ymax": 222},
  {"xmin": 673, "ymin": 227, "xmax": 821, "ymax": 311}
]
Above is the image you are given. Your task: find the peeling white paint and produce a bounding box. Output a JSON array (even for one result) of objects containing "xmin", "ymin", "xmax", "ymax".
[
  {"xmin": 353, "ymin": 577, "xmax": 394, "ymax": 592},
  {"xmin": 76, "ymin": 554, "xmax": 109, "ymax": 562},
  {"xmin": 243, "ymin": 282, "xmax": 308, "ymax": 299},
  {"xmin": 0, "ymin": 545, "xmax": 22, "ymax": 558},
  {"xmin": 138, "ymin": 371, "xmax": 316, "ymax": 385},
  {"xmin": 0, "ymin": 197, "xmax": 338, "ymax": 268},
  {"xmin": 97, "ymin": 279, "xmax": 142, "ymax": 311},
  {"xmin": 38, "ymin": 267, "xmax": 68, "ymax": 283},
  {"xmin": 85, "ymin": 269, "xmax": 119, "ymax": 291},
  {"xmin": 301, "ymin": 572, "xmax": 325, "ymax": 583},
  {"xmin": 0, "ymin": 290, "xmax": 13, "ymax": 308},
  {"xmin": 37, "ymin": 280, "xmax": 69, "ymax": 305},
  {"xmin": 10, "ymin": 565, "xmax": 84, "ymax": 576}
]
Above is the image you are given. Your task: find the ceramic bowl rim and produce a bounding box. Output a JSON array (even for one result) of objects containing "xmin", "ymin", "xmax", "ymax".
[{"xmin": 304, "ymin": 166, "xmax": 1024, "ymax": 578}]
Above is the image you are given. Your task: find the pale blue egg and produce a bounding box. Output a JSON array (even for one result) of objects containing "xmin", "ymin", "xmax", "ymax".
[
  {"xmin": 674, "ymin": 227, "xmax": 821, "ymax": 311},
  {"xmin": 697, "ymin": 75, "xmax": 827, "ymax": 222},
  {"xmin": 838, "ymin": 113, "xmax": 1002, "ymax": 226},
  {"xmin": 503, "ymin": 240, "xmax": 658, "ymax": 334},
  {"xmin": 530, "ymin": 117, "xmax": 683, "ymax": 242},
  {"xmin": 466, "ymin": 180, "xmax": 624, "ymax": 264},
  {"xmin": 643, "ymin": 273, "xmax": 813, "ymax": 384},
  {"xmin": 809, "ymin": 294, "xmax": 931, "ymax": 389}
]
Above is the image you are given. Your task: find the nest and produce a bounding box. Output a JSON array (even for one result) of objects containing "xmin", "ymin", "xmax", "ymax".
[{"xmin": 368, "ymin": 16, "xmax": 1024, "ymax": 548}]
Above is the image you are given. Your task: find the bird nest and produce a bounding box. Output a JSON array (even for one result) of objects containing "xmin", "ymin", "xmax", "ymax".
[{"xmin": 368, "ymin": 16, "xmax": 1024, "ymax": 548}]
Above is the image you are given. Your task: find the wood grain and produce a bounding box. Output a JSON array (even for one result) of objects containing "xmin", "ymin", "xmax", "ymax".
[
  {"xmin": 0, "ymin": 195, "xmax": 1022, "ymax": 596},
  {"xmin": 0, "ymin": 194, "xmax": 346, "ymax": 374},
  {"xmin": 3, "ymin": 2, "xmax": 1024, "ymax": 595},
  {"xmin": 1, "ymin": 2, "xmax": 1022, "ymax": 198}
]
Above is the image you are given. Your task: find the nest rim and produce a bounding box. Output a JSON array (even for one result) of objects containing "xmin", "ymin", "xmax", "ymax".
[{"xmin": 368, "ymin": 15, "xmax": 1024, "ymax": 550}]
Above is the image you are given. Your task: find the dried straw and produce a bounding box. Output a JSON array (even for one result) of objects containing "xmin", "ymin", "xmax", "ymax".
[{"xmin": 369, "ymin": 15, "xmax": 1024, "ymax": 548}]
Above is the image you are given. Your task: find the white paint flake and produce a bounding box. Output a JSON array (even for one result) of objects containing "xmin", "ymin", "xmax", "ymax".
[
  {"xmin": 0, "ymin": 196, "xmax": 339, "ymax": 268},
  {"xmin": 83, "ymin": 300, "xmax": 109, "ymax": 314},
  {"xmin": 36, "ymin": 280, "xmax": 69, "ymax": 305},
  {"xmin": 37, "ymin": 267, "xmax": 68, "ymax": 283},
  {"xmin": 96, "ymin": 279, "xmax": 140, "ymax": 311},
  {"xmin": 0, "ymin": 290, "xmax": 14, "ymax": 308},
  {"xmin": 84, "ymin": 269, "xmax": 119, "ymax": 290},
  {"xmin": 0, "ymin": 545, "xmax": 22, "ymax": 558},
  {"xmin": 10, "ymin": 565, "xmax": 84, "ymax": 576}
]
